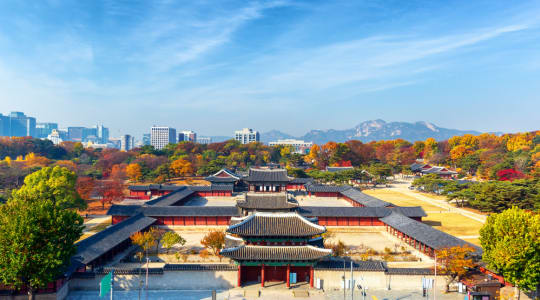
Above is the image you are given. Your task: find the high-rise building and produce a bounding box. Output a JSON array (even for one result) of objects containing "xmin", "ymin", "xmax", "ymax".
[
  {"xmin": 269, "ymin": 139, "xmax": 313, "ymax": 154},
  {"xmin": 151, "ymin": 126, "xmax": 176, "ymax": 150},
  {"xmin": 197, "ymin": 137, "xmax": 212, "ymax": 144},
  {"xmin": 36, "ymin": 123, "xmax": 58, "ymax": 138},
  {"xmin": 178, "ymin": 130, "xmax": 197, "ymax": 142},
  {"xmin": 0, "ymin": 113, "xmax": 8, "ymax": 136},
  {"xmin": 3, "ymin": 112, "xmax": 36, "ymax": 137},
  {"xmin": 68, "ymin": 127, "xmax": 85, "ymax": 142},
  {"xmin": 142, "ymin": 134, "xmax": 151, "ymax": 146},
  {"xmin": 234, "ymin": 128, "xmax": 260, "ymax": 144},
  {"xmin": 96, "ymin": 124, "xmax": 109, "ymax": 144},
  {"xmin": 120, "ymin": 134, "xmax": 135, "ymax": 151}
]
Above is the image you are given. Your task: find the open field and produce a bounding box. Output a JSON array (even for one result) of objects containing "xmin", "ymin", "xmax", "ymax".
[
  {"xmin": 362, "ymin": 189, "xmax": 442, "ymax": 211},
  {"xmin": 463, "ymin": 238, "xmax": 481, "ymax": 246},
  {"xmin": 422, "ymin": 212, "xmax": 483, "ymax": 237}
]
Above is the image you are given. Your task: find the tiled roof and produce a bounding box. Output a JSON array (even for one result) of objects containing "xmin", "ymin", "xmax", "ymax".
[
  {"xmin": 422, "ymin": 166, "xmax": 458, "ymax": 175},
  {"xmin": 189, "ymin": 184, "xmax": 234, "ymax": 192},
  {"xmin": 305, "ymin": 184, "xmax": 351, "ymax": 193},
  {"xmin": 340, "ymin": 188, "xmax": 391, "ymax": 207},
  {"xmin": 128, "ymin": 184, "xmax": 182, "ymax": 191},
  {"xmin": 204, "ymin": 176, "xmax": 238, "ymax": 183},
  {"xmin": 315, "ymin": 259, "xmax": 386, "ymax": 271},
  {"xmin": 209, "ymin": 168, "xmax": 241, "ymax": 179},
  {"xmin": 326, "ymin": 166, "xmax": 354, "ymax": 173},
  {"xmin": 386, "ymin": 268, "xmax": 434, "ymax": 275},
  {"xmin": 72, "ymin": 214, "xmax": 156, "ymax": 266},
  {"xmin": 227, "ymin": 212, "xmax": 326, "ymax": 237},
  {"xmin": 237, "ymin": 194, "xmax": 298, "ymax": 210},
  {"xmin": 307, "ymin": 236, "xmax": 325, "ymax": 248},
  {"xmin": 244, "ymin": 168, "xmax": 291, "ymax": 182},
  {"xmin": 164, "ymin": 264, "xmax": 237, "ymax": 271},
  {"xmin": 220, "ymin": 245, "xmax": 331, "ymax": 261},
  {"xmin": 381, "ymin": 212, "xmax": 481, "ymax": 251},
  {"xmin": 224, "ymin": 234, "xmax": 245, "ymax": 248},
  {"xmin": 107, "ymin": 205, "xmax": 240, "ymax": 217},
  {"xmin": 289, "ymin": 177, "xmax": 314, "ymax": 184},
  {"xmin": 410, "ymin": 163, "xmax": 427, "ymax": 172},
  {"xmin": 298, "ymin": 206, "xmax": 426, "ymax": 218},
  {"xmin": 145, "ymin": 187, "xmax": 195, "ymax": 206}
]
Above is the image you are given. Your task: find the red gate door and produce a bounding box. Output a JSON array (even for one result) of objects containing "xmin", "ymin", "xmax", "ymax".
[
  {"xmin": 266, "ymin": 266, "xmax": 287, "ymax": 282},
  {"xmin": 242, "ymin": 266, "xmax": 261, "ymax": 283}
]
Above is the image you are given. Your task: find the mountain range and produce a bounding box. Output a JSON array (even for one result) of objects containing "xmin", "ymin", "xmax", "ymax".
[{"xmin": 211, "ymin": 120, "xmax": 486, "ymax": 144}]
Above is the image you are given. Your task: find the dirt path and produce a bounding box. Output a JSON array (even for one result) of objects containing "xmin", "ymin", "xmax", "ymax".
[{"xmin": 389, "ymin": 181, "xmax": 487, "ymax": 223}]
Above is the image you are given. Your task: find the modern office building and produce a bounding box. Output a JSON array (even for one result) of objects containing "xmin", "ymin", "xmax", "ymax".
[
  {"xmin": 120, "ymin": 134, "xmax": 135, "ymax": 151},
  {"xmin": 0, "ymin": 112, "xmax": 36, "ymax": 137},
  {"xmin": 178, "ymin": 130, "xmax": 197, "ymax": 142},
  {"xmin": 36, "ymin": 123, "xmax": 58, "ymax": 138},
  {"xmin": 67, "ymin": 127, "xmax": 85, "ymax": 142},
  {"xmin": 96, "ymin": 124, "xmax": 110, "ymax": 144},
  {"xmin": 197, "ymin": 137, "xmax": 212, "ymax": 144},
  {"xmin": 269, "ymin": 139, "xmax": 313, "ymax": 154},
  {"xmin": 151, "ymin": 126, "xmax": 176, "ymax": 150},
  {"xmin": 234, "ymin": 128, "xmax": 260, "ymax": 144},
  {"xmin": 142, "ymin": 134, "xmax": 151, "ymax": 146}
]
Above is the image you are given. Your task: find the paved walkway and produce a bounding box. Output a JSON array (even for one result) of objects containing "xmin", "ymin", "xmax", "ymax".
[{"xmin": 389, "ymin": 181, "xmax": 486, "ymax": 223}]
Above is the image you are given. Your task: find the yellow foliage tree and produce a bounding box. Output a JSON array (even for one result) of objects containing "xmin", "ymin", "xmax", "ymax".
[
  {"xmin": 126, "ymin": 163, "xmax": 142, "ymax": 182},
  {"xmin": 506, "ymin": 134, "xmax": 531, "ymax": 152},
  {"xmin": 169, "ymin": 158, "xmax": 194, "ymax": 177},
  {"xmin": 450, "ymin": 145, "xmax": 471, "ymax": 161},
  {"xmin": 436, "ymin": 245, "xmax": 476, "ymax": 292}
]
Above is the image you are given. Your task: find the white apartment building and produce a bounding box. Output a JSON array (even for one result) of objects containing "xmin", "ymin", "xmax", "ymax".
[
  {"xmin": 197, "ymin": 137, "xmax": 212, "ymax": 144},
  {"xmin": 234, "ymin": 128, "xmax": 260, "ymax": 144},
  {"xmin": 269, "ymin": 139, "xmax": 313, "ymax": 154},
  {"xmin": 151, "ymin": 126, "xmax": 177, "ymax": 150}
]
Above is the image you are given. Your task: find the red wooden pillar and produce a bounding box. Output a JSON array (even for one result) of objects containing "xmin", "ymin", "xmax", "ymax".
[
  {"xmin": 261, "ymin": 264, "xmax": 265, "ymax": 287},
  {"xmin": 237, "ymin": 265, "xmax": 242, "ymax": 287},
  {"xmin": 286, "ymin": 264, "xmax": 290, "ymax": 288},
  {"xmin": 309, "ymin": 266, "xmax": 314, "ymax": 288}
]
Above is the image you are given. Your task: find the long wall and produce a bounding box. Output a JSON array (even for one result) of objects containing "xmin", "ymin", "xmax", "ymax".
[{"xmin": 70, "ymin": 270, "xmax": 447, "ymax": 292}]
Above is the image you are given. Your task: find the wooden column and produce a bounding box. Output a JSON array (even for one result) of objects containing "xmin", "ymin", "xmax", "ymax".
[
  {"xmin": 261, "ymin": 264, "xmax": 265, "ymax": 287},
  {"xmin": 310, "ymin": 266, "xmax": 314, "ymax": 288},
  {"xmin": 286, "ymin": 264, "xmax": 290, "ymax": 288},
  {"xmin": 237, "ymin": 265, "xmax": 242, "ymax": 287}
]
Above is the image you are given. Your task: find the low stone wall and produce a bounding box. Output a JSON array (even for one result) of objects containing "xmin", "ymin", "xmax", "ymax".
[
  {"xmin": 313, "ymin": 270, "xmax": 447, "ymax": 290},
  {"xmin": 70, "ymin": 270, "xmax": 237, "ymax": 291}
]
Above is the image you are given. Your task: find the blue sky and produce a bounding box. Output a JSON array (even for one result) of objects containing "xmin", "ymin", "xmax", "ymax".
[{"xmin": 0, "ymin": 0, "xmax": 539, "ymax": 138}]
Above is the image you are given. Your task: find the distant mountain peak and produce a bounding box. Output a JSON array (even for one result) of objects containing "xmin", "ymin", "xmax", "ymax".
[{"xmin": 259, "ymin": 120, "xmax": 482, "ymax": 144}]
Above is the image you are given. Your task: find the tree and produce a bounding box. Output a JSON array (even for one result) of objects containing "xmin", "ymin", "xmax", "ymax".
[
  {"xmin": 325, "ymin": 240, "xmax": 348, "ymax": 257},
  {"xmin": 435, "ymin": 245, "xmax": 476, "ymax": 292},
  {"xmin": 169, "ymin": 158, "xmax": 194, "ymax": 177},
  {"xmin": 96, "ymin": 180, "xmax": 124, "ymax": 209},
  {"xmin": 149, "ymin": 227, "xmax": 166, "ymax": 254},
  {"xmin": 11, "ymin": 166, "xmax": 86, "ymax": 210},
  {"xmin": 162, "ymin": 231, "xmax": 186, "ymax": 254},
  {"xmin": 201, "ymin": 230, "xmax": 225, "ymax": 261},
  {"xmin": 126, "ymin": 163, "xmax": 142, "ymax": 182},
  {"xmin": 130, "ymin": 231, "xmax": 156, "ymax": 259},
  {"xmin": 76, "ymin": 176, "xmax": 95, "ymax": 201},
  {"xmin": 479, "ymin": 207, "xmax": 540, "ymax": 297},
  {"xmin": 0, "ymin": 183, "xmax": 84, "ymax": 299}
]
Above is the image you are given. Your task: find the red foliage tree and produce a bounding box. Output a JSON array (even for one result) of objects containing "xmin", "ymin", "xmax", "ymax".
[{"xmin": 496, "ymin": 169, "xmax": 525, "ymax": 181}]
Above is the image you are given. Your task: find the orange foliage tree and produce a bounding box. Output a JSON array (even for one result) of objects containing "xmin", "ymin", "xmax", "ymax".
[
  {"xmin": 126, "ymin": 163, "xmax": 142, "ymax": 182},
  {"xmin": 200, "ymin": 230, "xmax": 225, "ymax": 261},
  {"xmin": 435, "ymin": 245, "xmax": 476, "ymax": 292},
  {"xmin": 169, "ymin": 158, "xmax": 194, "ymax": 177},
  {"xmin": 76, "ymin": 177, "xmax": 95, "ymax": 201}
]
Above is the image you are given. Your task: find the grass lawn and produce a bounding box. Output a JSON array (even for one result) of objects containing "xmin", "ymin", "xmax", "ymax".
[
  {"xmin": 422, "ymin": 212, "xmax": 483, "ymax": 237},
  {"xmin": 363, "ymin": 189, "xmax": 442, "ymax": 211}
]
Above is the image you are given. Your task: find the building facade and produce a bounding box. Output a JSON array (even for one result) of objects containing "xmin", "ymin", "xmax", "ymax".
[
  {"xmin": 120, "ymin": 134, "xmax": 135, "ymax": 151},
  {"xmin": 35, "ymin": 122, "xmax": 58, "ymax": 138},
  {"xmin": 142, "ymin": 133, "xmax": 151, "ymax": 146},
  {"xmin": 197, "ymin": 137, "xmax": 212, "ymax": 144},
  {"xmin": 0, "ymin": 112, "xmax": 36, "ymax": 137},
  {"xmin": 47, "ymin": 129, "xmax": 63, "ymax": 145},
  {"xmin": 151, "ymin": 126, "xmax": 177, "ymax": 150},
  {"xmin": 178, "ymin": 130, "xmax": 197, "ymax": 142},
  {"xmin": 235, "ymin": 128, "xmax": 260, "ymax": 144},
  {"xmin": 269, "ymin": 139, "xmax": 313, "ymax": 154},
  {"xmin": 96, "ymin": 124, "xmax": 109, "ymax": 144}
]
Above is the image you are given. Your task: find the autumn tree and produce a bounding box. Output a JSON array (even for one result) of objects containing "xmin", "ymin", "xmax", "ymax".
[
  {"xmin": 96, "ymin": 180, "xmax": 124, "ymax": 209},
  {"xmin": 130, "ymin": 230, "xmax": 156, "ymax": 267},
  {"xmin": 149, "ymin": 227, "xmax": 166, "ymax": 254},
  {"xmin": 162, "ymin": 231, "xmax": 186, "ymax": 254},
  {"xmin": 0, "ymin": 169, "xmax": 84, "ymax": 300},
  {"xmin": 435, "ymin": 245, "xmax": 476, "ymax": 292},
  {"xmin": 11, "ymin": 166, "xmax": 86, "ymax": 210},
  {"xmin": 76, "ymin": 176, "xmax": 95, "ymax": 201},
  {"xmin": 201, "ymin": 230, "xmax": 225, "ymax": 261},
  {"xmin": 169, "ymin": 158, "xmax": 194, "ymax": 177},
  {"xmin": 480, "ymin": 207, "xmax": 540, "ymax": 297},
  {"xmin": 126, "ymin": 163, "xmax": 142, "ymax": 182}
]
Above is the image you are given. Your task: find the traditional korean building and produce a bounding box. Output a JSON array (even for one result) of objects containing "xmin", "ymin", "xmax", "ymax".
[
  {"xmin": 221, "ymin": 212, "xmax": 331, "ymax": 288},
  {"xmin": 243, "ymin": 168, "xmax": 291, "ymax": 192}
]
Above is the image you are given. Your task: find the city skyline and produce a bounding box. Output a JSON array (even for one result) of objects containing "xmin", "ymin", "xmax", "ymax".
[{"xmin": 0, "ymin": 1, "xmax": 539, "ymax": 137}]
